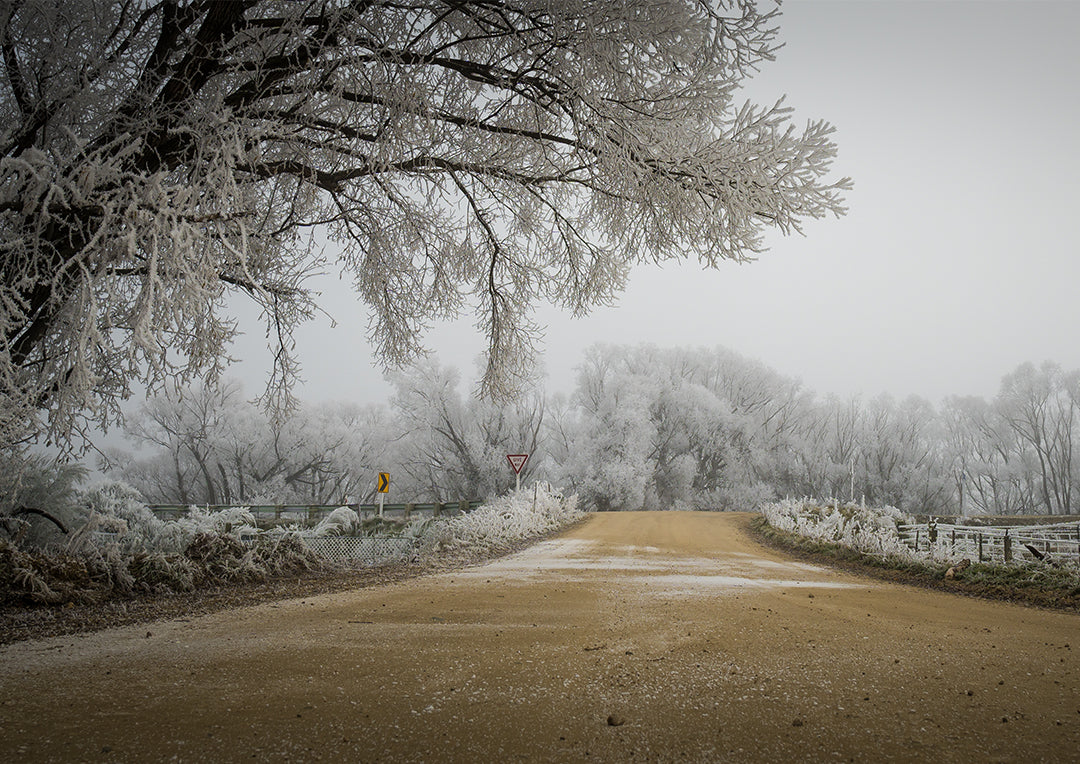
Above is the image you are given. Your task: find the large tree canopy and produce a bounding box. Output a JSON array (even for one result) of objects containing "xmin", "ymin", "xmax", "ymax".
[{"xmin": 0, "ymin": 0, "xmax": 849, "ymax": 452}]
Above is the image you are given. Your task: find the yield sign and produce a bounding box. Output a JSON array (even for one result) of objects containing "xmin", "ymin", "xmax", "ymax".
[{"xmin": 506, "ymin": 454, "xmax": 529, "ymax": 475}]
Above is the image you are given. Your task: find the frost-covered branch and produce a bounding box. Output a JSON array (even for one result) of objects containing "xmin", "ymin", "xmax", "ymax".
[{"xmin": 1, "ymin": 0, "xmax": 849, "ymax": 453}]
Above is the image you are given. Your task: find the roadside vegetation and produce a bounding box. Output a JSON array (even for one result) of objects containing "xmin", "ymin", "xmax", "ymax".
[
  {"xmin": 0, "ymin": 481, "xmax": 582, "ymax": 644},
  {"xmin": 751, "ymin": 505, "xmax": 1080, "ymax": 612}
]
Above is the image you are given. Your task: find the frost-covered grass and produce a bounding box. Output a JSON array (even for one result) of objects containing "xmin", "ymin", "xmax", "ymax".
[
  {"xmin": 760, "ymin": 498, "xmax": 913, "ymax": 558},
  {"xmin": 417, "ymin": 483, "xmax": 584, "ymax": 564}
]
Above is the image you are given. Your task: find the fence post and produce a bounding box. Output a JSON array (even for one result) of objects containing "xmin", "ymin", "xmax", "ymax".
[
  {"xmin": 1003, "ymin": 530, "xmax": 1012, "ymax": 563},
  {"xmin": 951, "ymin": 528, "xmax": 956, "ymax": 550},
  {"xmin": 978, "ymin": 533, "xmax": 984, "ymax": 563},
  {"xmin": 915, "ymin": 529, "xmax": 920, "ymax": 552}
]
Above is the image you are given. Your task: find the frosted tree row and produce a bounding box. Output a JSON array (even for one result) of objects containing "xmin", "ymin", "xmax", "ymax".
[{"xmin": 101, "ymin": 347, "xmax": 1080, "ymax": 517}]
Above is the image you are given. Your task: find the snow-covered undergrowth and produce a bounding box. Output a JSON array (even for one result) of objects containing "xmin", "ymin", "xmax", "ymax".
[
  {"xmin": 760, "ymin": 499, "xmax": 914, "ymax": 558},
  {"xmin": 0, "ymin": 483, "xmax": 322, "ymax": 606},
  {"xmin": 417, "ymin": 483, "xmax": 583, "ymax": 565},
  {"xmin": 1, "ymin": 481, "xmax": 583, "ymax": 606}
]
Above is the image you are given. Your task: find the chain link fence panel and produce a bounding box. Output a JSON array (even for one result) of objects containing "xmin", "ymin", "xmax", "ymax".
[{"xmin": 301, "ymin": 535, "xmax": 418, "ymax": 565}]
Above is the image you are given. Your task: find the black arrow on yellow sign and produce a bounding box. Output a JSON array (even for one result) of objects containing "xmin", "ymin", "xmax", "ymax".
[{"xmin": 377, "ymin": 472, "xmax": 390, "ymax": 493}]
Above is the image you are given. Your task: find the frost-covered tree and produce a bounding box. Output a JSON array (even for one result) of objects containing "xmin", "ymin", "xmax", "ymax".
[
  {"xmin": 113, "ymin": 380, "xmax": 390, "ymax": 504},
  {"xmin": 994, "ymin": 362, "xmax": 1080, "ymax": 514},
  {"xmin": 389, "ymin": 358, "xmax": 545, "ymax": 501},
  {"xmin": 566, "ymin": 344, "xmax": 786, "ymax": 510},
  {"xmin": 0, "ymin": 0, "xmax": 849, "ymax": 453},
  {"xmin": 568, "ymin": 348, "xmax": 655, "ymax": 510},
  {"xmin": 0, "ymin": 451, "xmax": 86, "ymax": 545},
  {"xmin": 942, "ymin": 395, "xmax": 1036, "ymax": 515},
  {"xmin": 118, "ymin": 378, "xmax": 245, "ymax": 505},
  {"xmin": 788, "ymin": 394, "xmax": 862, "ymax": 500},
  {"xmin": 858, "ymin": 394, "xmax": 951, "ymax": 514}
]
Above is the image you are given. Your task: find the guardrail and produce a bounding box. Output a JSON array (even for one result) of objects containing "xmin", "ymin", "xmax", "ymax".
[
  {"xmin": 147, "ymin": 501, "xmax": 484, "ymax": 527},
  {"xmin": 898, "ymin": 520, "xmax": 1080, "ymax": 564}
]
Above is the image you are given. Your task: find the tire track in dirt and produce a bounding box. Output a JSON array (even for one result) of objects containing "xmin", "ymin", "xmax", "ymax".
[{"xmin": 2, "ymin": 511, "xmax": 1078, "ymax": 762}]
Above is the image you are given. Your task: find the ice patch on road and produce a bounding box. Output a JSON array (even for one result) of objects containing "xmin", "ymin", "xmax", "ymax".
[
  {"xmin": 639, "ymin": 574, "xmax": 859, "ymax": 596},
  {"xmin": 455, "ymin": 539, "xmax": 867, "ymax": 595}
]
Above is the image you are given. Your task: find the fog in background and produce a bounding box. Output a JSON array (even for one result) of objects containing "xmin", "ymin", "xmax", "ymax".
[{"xmin": 226, "ymin": 0, "xmax": 1080, "ymax": 407}]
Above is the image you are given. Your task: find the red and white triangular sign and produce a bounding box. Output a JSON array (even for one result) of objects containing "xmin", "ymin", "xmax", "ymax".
[{"xmin": 506, "ymin": 453, "xmax": 529, "ymax": 475}]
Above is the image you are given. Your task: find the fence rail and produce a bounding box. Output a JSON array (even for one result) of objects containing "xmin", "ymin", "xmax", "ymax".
[
  {"xmin": 898, "ymin": 520, "xmax": 1080, "ymax": 564},
  {"xmin": 147, "ymin": 501, "xmax": 484, "ymax": 526}
]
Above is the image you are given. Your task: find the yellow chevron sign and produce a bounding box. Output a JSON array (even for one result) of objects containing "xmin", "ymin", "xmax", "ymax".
[{"xmin": 377, "ymin": 472, "xmax": 390, "ymax": 493}]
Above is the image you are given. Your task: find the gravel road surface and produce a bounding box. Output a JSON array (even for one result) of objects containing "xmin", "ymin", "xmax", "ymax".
[{"xmin": 2, "ymin": 511, "xmax": 1078, "ymax": 762}]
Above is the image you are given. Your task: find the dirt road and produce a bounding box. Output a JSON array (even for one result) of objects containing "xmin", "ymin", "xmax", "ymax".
[{"xmin": 2, "ymin": 512, "xmax": 1079, "ymax": 762}]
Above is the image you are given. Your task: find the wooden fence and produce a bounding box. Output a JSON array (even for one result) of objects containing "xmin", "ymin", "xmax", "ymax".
[
  {"xmin": 148, "ymin": 501, "xmax": 484, "ymax": 528},
  {"xmin": 898, "ymin": 520, "xmax": 1080, "ymax": 564}
]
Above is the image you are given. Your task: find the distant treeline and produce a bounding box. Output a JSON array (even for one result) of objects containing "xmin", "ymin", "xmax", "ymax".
[{"xmin": 106, "ymin": 345, "xmax": 1080, "ymax": 516}]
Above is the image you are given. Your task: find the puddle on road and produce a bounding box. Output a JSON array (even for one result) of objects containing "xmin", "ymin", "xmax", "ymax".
[{"xmin": 455, "ymin": 539, "xmax": 868, "ymax": 594}]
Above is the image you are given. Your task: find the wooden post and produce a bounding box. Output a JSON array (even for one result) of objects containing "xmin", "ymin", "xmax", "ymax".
[
  {"xmin": 1003, "ymin": 530, "xmax": 1012, "ymax": 563},
  {"xmin": 978, "ymin": 533, "xmax": 984, "ymax": 563},
  {"xmin": 915, "ymin": 529, "xmax": 920, "ymax": 552}
]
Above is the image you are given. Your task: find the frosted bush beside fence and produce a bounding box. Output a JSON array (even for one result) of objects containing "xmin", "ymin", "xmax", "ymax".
[
  {"xmin": 76, "ymin": 482, "xmax": 260, "ymax": 554},
  {"xmin": 419, "ymin": 483, "xmax": 582, "ymax": 561},
  {"xmin": 761, "ymin": 499, "xmax": 913, "ymax": 558},
  {"xmin": 308, "ymin": 506, "xmax": 362, "ymax": 537}
]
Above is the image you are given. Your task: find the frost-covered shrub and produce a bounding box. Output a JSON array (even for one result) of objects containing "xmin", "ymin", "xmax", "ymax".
[
  {"xmin": 761, "ymin": 498, "xmax": 913, "ymax": 557},
  {"xmin": 0, "ymin": 482, "xmax": 325, "ymax": 605},
  {"xmin": 0, "ymin": 538, "xmax": 137, "ymax": 605},
  {"xmin": 72, "ymin": 483, "xmax": 261, "ymax": 555},
  {"xmin": 174, "ymin": 506, "xmax": 259, "ymax": 544},
  {"xmin": 249, "ymin": 534, "xmax": 319, "ymax": 576},
  {"xmin": 418, "ymin": 483, "xmax": 582, "ymax": 562},
  {"xmin": 182, "ymin": 529, "xmax": 319, "ymax": 585},
  {"xmin": 73, "ymin": 482, "xmax": 176, "ymax": 552},
  {"xmin": 0, "ymin": 454, "xmax": 88, "ymax": 547},
  {"xmin": 309, "ymin": 506, "xmax": 362, "ymax": 536},
  {"xmin": 0, "ymin": 524, "xmax": 323, "ymax": 605},
  {"xmin": 127, "ymin": 551, "xmax": 197, "ymax": 594}
]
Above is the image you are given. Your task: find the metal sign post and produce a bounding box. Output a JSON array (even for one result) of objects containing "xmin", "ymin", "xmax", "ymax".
[
  {"xmin": 377, "ymin": 472, "xmax": 390, "ymax": 516},
  {"xmin": 506, "ymin": 454, "xmax": 529, "ymax": 492}
]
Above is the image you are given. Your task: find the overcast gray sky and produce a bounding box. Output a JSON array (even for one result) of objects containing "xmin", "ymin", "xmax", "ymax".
[{"xmin": 229, "ymin": 0, "xmax": 1080, "ymax": 407}]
